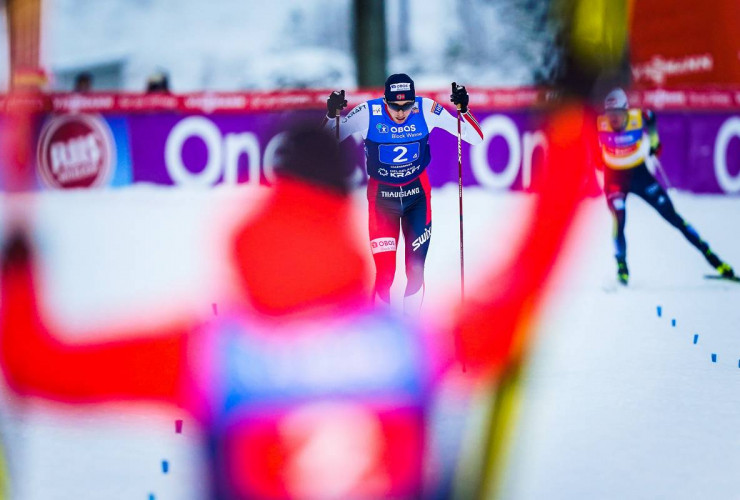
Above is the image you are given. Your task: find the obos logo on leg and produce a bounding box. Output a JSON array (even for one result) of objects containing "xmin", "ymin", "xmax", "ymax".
[
  {"xmin": 371, "ymin": 237, "xmax": 396, "ymax": 254},
  {"xmin": 37, "ymin": 114, "xmax": 115, "ymax": 189}
]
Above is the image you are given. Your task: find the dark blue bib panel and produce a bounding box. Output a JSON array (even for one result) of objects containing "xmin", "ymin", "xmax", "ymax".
[{"xmin": 364, "ymin": 97, "xmax": 431, "ymax": 184}]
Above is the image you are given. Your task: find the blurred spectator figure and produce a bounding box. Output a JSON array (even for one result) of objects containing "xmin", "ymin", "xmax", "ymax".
[
  {"xmin": 73, "ymin": 72, "xmax": 93, "ymax": 92},
  {"xmin": 146, "ymin": 71, "xmax": 170, "ymax": 93},
  {"xmin": 0, "ymin": 123, "xmax": 454, "ymax": 498},
  {"xmin": 0, "ymin": 112, "xmax": 591, "ymax": 498}
]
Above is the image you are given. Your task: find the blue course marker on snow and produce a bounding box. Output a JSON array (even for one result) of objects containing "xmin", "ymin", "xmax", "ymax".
[
  {"xmin": 162, "ymin": 460, "xmax": 169, "ymax": 474},
  {"xmin": 693, "ymin": 334, "xmax": 699, "ymax": 344},
  {"xmin": 657, "ymin": 306, "xmax": 662, "ymax": 317},
  {"xmin": 671, "ymin": 318, "xmax": 676, "ymax": 327},
  {"xmin": 711, "ymin": 353, "xmax": 717, "ymax": 363},
  {"xmin": 148, "ymin": 495, "xmax": 155, "ymax": 500}
]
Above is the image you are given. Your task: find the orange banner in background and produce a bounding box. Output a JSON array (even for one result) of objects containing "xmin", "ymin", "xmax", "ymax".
[{"xmin": 630, "ymin": 0, "xmax": 740, "ymax": 87}]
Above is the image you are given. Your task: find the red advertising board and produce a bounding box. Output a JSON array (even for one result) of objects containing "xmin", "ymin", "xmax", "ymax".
[
  {"xmin": 631, "ymin": 0, "xmax": 740, "ymax": 87},
  {"xmin": 2, "ymin": 88, "xmax": 740, "ymax": 114}
]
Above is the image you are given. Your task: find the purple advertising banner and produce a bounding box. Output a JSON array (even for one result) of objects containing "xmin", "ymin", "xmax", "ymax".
[
  {"xmin": 7, "ymin": 108, "xmax": 740, "ymax": 194},
  {"xmin": 127, "ymin": 110, "xmax": 552, "ymax": 191},
  {"xmin": 126, "ymin": 110, "xmax": 740, "ymax": 194}
]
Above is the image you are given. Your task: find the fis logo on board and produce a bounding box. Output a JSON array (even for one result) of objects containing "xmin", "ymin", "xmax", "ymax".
[
  {"xmin": 377, "ymin": 123, "xmax": 389, "ymax": 134},
  {"xmin": 432, "ymin": 102, "xmax": 443, "ymax": 115},
  {"xmin": 372, "ymin": 104, "xmax": 382, "ymax": 116}
]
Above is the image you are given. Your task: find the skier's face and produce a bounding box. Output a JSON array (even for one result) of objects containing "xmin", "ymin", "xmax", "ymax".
[
  {"xmin": 385, "ymin": 100, "xmax": 414, "ymax": 123},
  {"xmin": 606, "ymin": 109, "xmax": 628, "ymax": 130}
]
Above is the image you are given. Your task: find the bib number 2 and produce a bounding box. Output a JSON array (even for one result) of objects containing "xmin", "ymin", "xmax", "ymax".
[
  {"xmin": 393, "ymin": 146, "xmax": 408, "ymax": 163},
  {"xmin": 379, "ymin": 142, "xmax": 420, "ymax": 165}
]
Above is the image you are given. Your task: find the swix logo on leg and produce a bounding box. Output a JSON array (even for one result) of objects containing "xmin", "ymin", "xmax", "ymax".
[
  {"xmin": 371, "ymin": 238, "xmax": 397, "ymax": 254},
  {"xmin": 412, "ymin": 227, "xmax": 431, "ymax": 251}
]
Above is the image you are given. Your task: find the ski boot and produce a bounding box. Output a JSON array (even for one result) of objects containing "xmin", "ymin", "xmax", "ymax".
[
  {"xmin": 616, "ymin": 259, "xmax": 629, "ymax": 285},
  {"xmin": 704, "ymin": 249, "xmax": 735, "ymax": 278},
  {"xmin": 717, "ymin": 262, "xmax": 735, "ymax": 279}
]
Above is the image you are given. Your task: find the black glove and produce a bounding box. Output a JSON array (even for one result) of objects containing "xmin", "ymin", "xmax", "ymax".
[
  {"xmin": 642, "ymin": 109, "xmax": 657, "ymax": 127},
  {"xmin": 451, "ymin": 82, "xmax": 469, "ymax": 113},
  {"xmin": 327, "ymin": 90, "xmax": 347, "ymax": 118}
]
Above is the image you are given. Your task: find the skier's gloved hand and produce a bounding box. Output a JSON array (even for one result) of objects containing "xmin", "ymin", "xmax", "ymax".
[
  {"xmin": 649, "ymin": 142, "xmax": 662, "ymax": 157},
  {"xmin": 450, "ymin": 82, "xmax": 469, "ymax": 113},
  {"xmin": 643, "ymin": 109, "xmax": 657, "ymax": 126},
  {"xmin": 327, "ymin": 90, "xmax": 347, "ymax": 118}
]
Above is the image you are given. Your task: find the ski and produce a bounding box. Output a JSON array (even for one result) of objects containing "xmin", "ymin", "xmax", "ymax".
[{"xmin": 704, "ymin": 274, "xmax": 740, "ymax": 283}]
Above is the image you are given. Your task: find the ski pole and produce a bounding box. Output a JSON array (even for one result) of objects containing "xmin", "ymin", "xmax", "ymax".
[
  {"xmin": 335, "ymin": 89, "xmax": 345, "ymax": 140},
  {"xmin": 453, "ymin": 83, "xmax": 465, "ymax": 302},
  {"xmin": 650, "ymin": 155, "xmax": 674, "ymax": 193},
  {"xmin": 452, "ymin": 82, "xmax": 467, "ymax": 373}
]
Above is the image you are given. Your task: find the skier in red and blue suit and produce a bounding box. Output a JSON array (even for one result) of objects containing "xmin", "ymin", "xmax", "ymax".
[{"xmin": 324, "ymin": 74, "xmax": 484, "ymax": 315}]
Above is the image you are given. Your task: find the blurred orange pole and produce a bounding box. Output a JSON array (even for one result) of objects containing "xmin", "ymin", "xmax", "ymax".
[
  {"xmin": 1, "ymin": 3, "xmax": 44, "ymax": 496},
  {"xmin": 7, "ymin": 0, "xmax": 44, "ymax": 89}
]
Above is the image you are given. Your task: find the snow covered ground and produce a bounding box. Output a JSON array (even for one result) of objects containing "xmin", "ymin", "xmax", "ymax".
[{"xmin": 0, "ymin": 185, "xmax": 739, "ymax": 499}]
